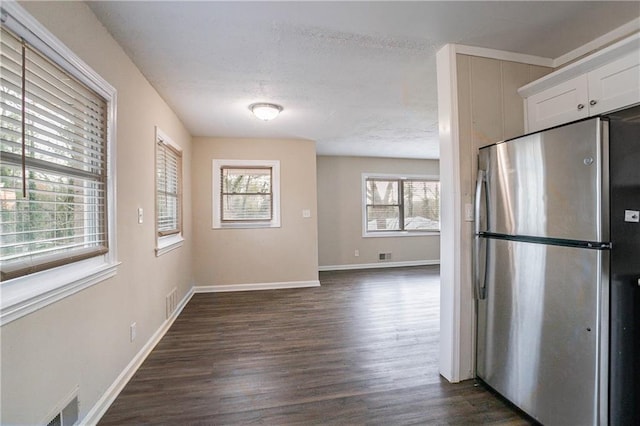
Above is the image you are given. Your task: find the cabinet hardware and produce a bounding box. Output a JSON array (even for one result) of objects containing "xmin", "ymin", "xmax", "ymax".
[
  {"xmin": 577, "ymin": 104, "xmax": 585, "ymax": 110},
  {"xmin": 590, "ymin": 100, "xmax": 598, "ymax": 106}
]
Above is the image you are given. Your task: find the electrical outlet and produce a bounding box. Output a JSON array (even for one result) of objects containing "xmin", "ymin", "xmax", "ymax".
[
  {"xmin": 137, "ymin": 208, "xmax": 144, "ymax": 224},
  {"xmin": 302, "ymin": 209, "xmax": 311, "ymax": 218},
  {"xmin": 130, "ymin": 322, "xmax": 137, "ymax": 342},
  {"xmin": 354, "ymin": 249, "xmax": 359, "ymax": 257}
]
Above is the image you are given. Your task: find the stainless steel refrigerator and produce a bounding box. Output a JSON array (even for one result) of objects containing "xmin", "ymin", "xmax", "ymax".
[{"xmin": 474, "ymin": 105, "xmax": 640, "ymax": 425}]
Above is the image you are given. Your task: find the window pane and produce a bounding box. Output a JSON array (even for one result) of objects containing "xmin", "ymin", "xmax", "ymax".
[
  {"xmin": 222, "ymin": 168, "xmax": 271, "ymax": 194},
  {"xmin": 158, "ymin": 193, "xmax": 179, "ymax": 232},
  {"xmin": 0, "ymin": 27, "xmax": 108, "ymax": 279},
  {"xmin": 366, "ymin": 179, "xmax": 398, "ymax": 205},
  {"xmin": 221, "ymin": 167, "xmax": 272, "ymax": 222},
  {"xmin": 366, "ymin": 206, "xmax": 400, "ymax": 231},
  {"xmin": 0, "ymin": 166, "xmax": 105, "ymax": 261},
  {"xmin": 403, "ymin": 180, "xmax": 440, "ymax": 231},
  {"xmin": 156, "ymin": 141, "xmax": 181, "ymax": 235},
  {"xmin": 222, "ymin": 194, "xmax": 272, "ymax": 221}
]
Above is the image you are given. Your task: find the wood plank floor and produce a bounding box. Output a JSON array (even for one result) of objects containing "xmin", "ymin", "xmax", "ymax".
[{"xmin": 100, "ymin": 266, "xmax": 532, "ymax": 425}]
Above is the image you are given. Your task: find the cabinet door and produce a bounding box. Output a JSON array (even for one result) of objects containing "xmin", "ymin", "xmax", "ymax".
[
  {"xmin": 588, "ymin": 51, "xmax": 640, "ymax": 116},
  {"xmin": 526, "ymin": 75, "xmax": 589, "ymax": 133}
]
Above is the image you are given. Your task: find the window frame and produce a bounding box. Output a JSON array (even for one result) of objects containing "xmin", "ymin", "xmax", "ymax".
[
  {"xmin": 362, "ymin": 173, "xmax": 440, "ymax": 238},
  {"xmin": 0, "ymin": 3, "xmax": 118, "ymax": 326},
  {"xmin": 155, "ymin": 127, "xmax": 183, "ymax": 256},
  {"xmin": 212, "ymin": 159, "xmax": 280, "ymax": 229}
]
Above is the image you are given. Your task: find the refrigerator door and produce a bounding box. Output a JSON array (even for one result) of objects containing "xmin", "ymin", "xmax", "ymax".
[
  {"xmin": 478, "ymin": 118, "xmax": 606, "ymax": 242},
  {"xmin": 476, "ymin": 238, "xmax": 604, "ymax": 426}
]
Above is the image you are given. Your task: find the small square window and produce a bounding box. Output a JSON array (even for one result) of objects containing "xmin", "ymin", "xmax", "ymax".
[{"xmin": 213, "ymin": 159, "xmax": 280, "ymax": 229}]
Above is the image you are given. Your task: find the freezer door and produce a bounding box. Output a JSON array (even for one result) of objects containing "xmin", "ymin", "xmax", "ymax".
[
  {"xmin": 476, "ymin": 238, "xmax": 605, "ymax": 426},
  {"xmin": 478, "ymin": 118, "xmax": 606, "ymax": 242}
]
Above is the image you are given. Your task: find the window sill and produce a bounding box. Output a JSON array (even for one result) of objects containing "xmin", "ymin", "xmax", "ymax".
[
  {"xmin": 156, "ymin": 234, "xmax": 184, "ymax": 257},
  {"xmin": 1, "ymin": 256, "xmax": 120, "ymax": 326},
  {"xmin": 213, "ymin": 222, "xmax": 281, "ymax": 230},
  {"xmin": 363, "ymin": 231, "xmax": 441, "ymax": 238}
]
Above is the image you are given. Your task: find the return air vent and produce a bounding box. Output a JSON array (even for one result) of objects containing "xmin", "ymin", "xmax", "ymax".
[
  {"xmin": 45, "ymin": 392, "xmax": 78, "ymax": 426},
  {"xmin": 166, "ymin": 287, "xmax": 178, "ymax": 319},
  {"xmin": 378, "ymin": 252, "xmax": 392, "ymax": 261},
  {"xmin": 46, "ymin": 414, "xmax": 61, "ymax": 426}
]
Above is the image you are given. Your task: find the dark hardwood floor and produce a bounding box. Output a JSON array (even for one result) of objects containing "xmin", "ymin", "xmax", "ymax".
[{"xmin": 100, "ymin": 266, "xmax": 531, "ymax": 425}]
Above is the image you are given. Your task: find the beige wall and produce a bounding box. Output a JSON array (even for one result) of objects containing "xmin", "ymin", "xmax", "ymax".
[
  {"xmin": 457, "ymin": 55, "xmax": 551, "ymax": 175},
  {"xmin": 317, "ymin": 156, "xmax": 440, "ymax": 268},
  {"xmin": 192, "ymin": 138, "xmax": 319, "ymax": 286},
  {"xmin": 456, "ymin": 55, "xmax": 552, "ymax": 302},
  {"xmin": 1, "ymin": 2, "xmax": 193, "ymax": 424}
]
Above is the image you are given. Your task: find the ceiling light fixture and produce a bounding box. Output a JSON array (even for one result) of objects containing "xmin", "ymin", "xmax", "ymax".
[{"xmin": 249, "ymin": 102, "xmax": 283, "ymax": 121}]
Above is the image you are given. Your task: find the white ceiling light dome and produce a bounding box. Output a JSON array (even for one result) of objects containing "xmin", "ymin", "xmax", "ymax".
[{"xmin": 249, "ymin": 102, "xmax": 283, "ymax": 121}]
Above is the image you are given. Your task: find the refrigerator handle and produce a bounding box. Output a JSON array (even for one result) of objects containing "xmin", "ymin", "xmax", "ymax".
[{"xmin": 474, "ymin": 169, "xmax": 488, "ymax": 300}]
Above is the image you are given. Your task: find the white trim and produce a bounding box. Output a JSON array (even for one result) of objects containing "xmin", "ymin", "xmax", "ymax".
[
  {"xmin": 453, "ymin": 44, "xmax": 553, "ymax": 67},
  {"xmin": 40, "ymin": 386, "xmax": 79, "ymax": 426},
  {"xmin": 155, "ymin": 236, "xmax": 184, "ymax": 257},
  {"xmin": 155, "ymin": 127, "xmax": 182, "ymax": 152},
  {"xmin": 0, "ymin": 2, "xmax": 116, "ymax": 100},
  {"xmin": 553, "ymin": 17, "xmax": 640, "ymax": 68},
  {"xmin": 0, "ymin": 2, "xmax": 119, "ymax": 326},
  {"xmin": 194, "ymin": 280, "xmax": 320, "ymax": 293},
  {"xmin": 436, "ymin": 44, "xmax": 464, "ymax": 383},
  {"xmin": 212, "ymin": 159, "xmax": 281, "ymax": 229},
  {"xmin": 1, "ymin": 260, "xmax": 120, "ymax": 326},
  {"xmin": 82, "ymin": 287, "xmax": 195, "ymax": 426},
  {"xmin": 453, "ymin": 17, "xmax": 640, "ymax": 70},
  {"xmin": 363, "ymin": 173, "xmax": 440, "ymax": 180},
  {"xmin": 319, "ymin": 260, "xmax": 439, "ymax": 272},
  {"xmin": 519, "ymin": 32, "xmax": 640, "ymax": 98},
  {"xmin": 363, "ymin": 231, "xmax": 440, "ymax": 238}
]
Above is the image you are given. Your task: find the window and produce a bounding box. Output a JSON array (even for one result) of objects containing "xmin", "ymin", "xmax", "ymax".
[
  {"xmin": 212, "ymin": 159, "xmax": 280, "ymax": 228},
  {"xmin": 0, "ymin": 3, "xmax": 116, "ymax": 325},
  {"xmin": 155, "ymin": 127, "xmax": 183, "ymax": 255},
  {"xmin": 363, "ymin": 174, "xmax": 440, "ymax": 236}
]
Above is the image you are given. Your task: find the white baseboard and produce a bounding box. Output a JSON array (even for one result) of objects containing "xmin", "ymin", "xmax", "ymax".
[
  {"xmin": 194, "ymin": 280, "xmax": 320, "ymax": 293},
  {"xmin": 82, "ymin": 287, "xmax": 194, "ymax": 425},
  {"xmin": 318, "ymin": 260, "xmax": 440, "ymax": 272}
]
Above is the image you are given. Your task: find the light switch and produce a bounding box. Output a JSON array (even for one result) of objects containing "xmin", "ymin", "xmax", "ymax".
[
  {"xmin": 137, "ymin": 207, "xmax": 144, "ymax": 224},
  {"xmin": 302, "ymin": 209, "xmax": 311, "ymax": 218},
  {"xmin": 464, "ymin": 203, "xmax": 474, "ymax": 222},
  {"xmin": 624, "ymin": 210, "xmax": 639, "ymax": 223}
]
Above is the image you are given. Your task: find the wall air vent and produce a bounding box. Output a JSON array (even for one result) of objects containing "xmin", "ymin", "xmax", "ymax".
[
  {"xmin": 44, "ymin": 389, "xmax": 79, "ymax": 426},
  {"xmin": 378, "ymin": 252, "xmax": 392, "ymax": 261},
  {"xmin": 166, "ymin": 287, "xmax": 178, "ymax": 319}
]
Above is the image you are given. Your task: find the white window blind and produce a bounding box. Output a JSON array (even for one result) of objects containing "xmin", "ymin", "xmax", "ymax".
[
  {"xmin": 156, "ymin": 140, "xmax": 181, "ymax": 236},
  {"xmin": 0, "ymin": 27, "xmax": 108, "ymax": 280},
  {"xmin": 221, "ymin": 167, "xmax": 272, "ymax": 222}
]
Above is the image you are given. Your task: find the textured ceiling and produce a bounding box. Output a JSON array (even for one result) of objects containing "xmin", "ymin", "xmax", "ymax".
[{"xmin": 88, "ymin": 1, "xmax": 640, "ymax": 159}]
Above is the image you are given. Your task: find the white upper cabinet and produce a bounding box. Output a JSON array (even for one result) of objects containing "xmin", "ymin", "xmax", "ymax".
[
  {"xmin": 587, "ymin": 50, "xmax": 640, "ymax": 116},
  {"xmin": 525, "ymin": 75, "xmax": 589, "ymax": 132},
  {"xmin": 520, "ymin": 33, "xmax": 640, "ymax": 133}
]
